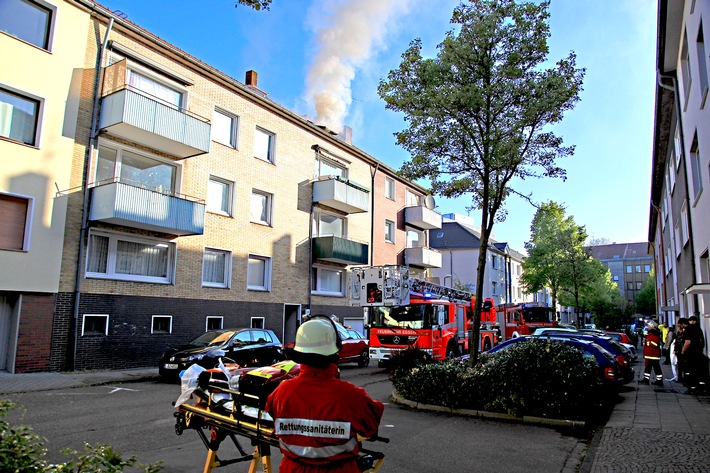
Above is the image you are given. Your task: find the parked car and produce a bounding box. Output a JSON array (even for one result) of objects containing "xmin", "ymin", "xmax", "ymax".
[
  {"xmin": 486, "ymin": 336, "xmax": 628, "ymax": 389},
  {"xmin": 532, "ymin": 327, "xmax": 579, "ymax": 336},
  {"xmin": 604, "ymin": 331, "xmax": 633, "ymax": 345},
  {"xmin": 284, "ymin": 325, "xmax": 370, "ymax": 367},
  {"xmin": 159, "ymin": 328, "xmax": 283, "ymax": 379}
]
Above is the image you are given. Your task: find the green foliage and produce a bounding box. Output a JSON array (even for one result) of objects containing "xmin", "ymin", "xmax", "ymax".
[
  {"xmin": 635, "ymin": 271, "xmax": 657, "ymax": 315},
  {"xmin": 392, "ymin": 341, "xmax": 604, "ymax": 420},
  {"xmin": 0, "ymin": 400, "xmax": 162, "ymax": 472},
  {"xmin": 235, "ymin": 0, "xmax": 271, "ymax": 10},
  {"xmin": 385, "ymin": 346, "xmax": 435, "ymax": 381}
]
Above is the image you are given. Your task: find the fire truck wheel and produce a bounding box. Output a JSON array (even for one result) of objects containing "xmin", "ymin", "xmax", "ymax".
[
  {"xmin": 357, "ymin": 349, "xmax": 370, "ymax": 367},
  {"xmin": 446, "ymin": 341, "xmax": 461, "ymax": 358},
  {"xmin": 483, "ymin": 338, "xmax": 492, "ymax": 352}
]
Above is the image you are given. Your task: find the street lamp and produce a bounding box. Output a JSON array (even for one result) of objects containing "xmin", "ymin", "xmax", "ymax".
[{"xmin": 443, "ymin": 274, "xmax": 452, "ymax": 288}]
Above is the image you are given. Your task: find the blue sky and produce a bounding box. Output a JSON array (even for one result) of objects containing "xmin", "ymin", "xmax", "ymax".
[{"xmin": 103, "ymin": 0, "xmax": 658, "ymax": 252}]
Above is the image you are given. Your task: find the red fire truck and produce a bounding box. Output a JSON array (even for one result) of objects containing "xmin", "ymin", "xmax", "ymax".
[
  {"xmin": 498, "ymin": 302, "xmax": 557, "ymax": 340},
  {"xmin": 350, "ymin": 265, "xmax": 499, "ymax": 365}
]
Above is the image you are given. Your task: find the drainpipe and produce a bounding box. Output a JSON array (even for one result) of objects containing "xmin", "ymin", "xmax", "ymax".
[
  {"xmin": 369, "ymin": 163, "xmax": 379, "ymax": 265},
  {"xmin": 657, "ymin": 72, "xmax": 697, "ymax": 316},
  {"xmin": 71, "ymin": 17, "xmax": 114, "ymax": 371}
]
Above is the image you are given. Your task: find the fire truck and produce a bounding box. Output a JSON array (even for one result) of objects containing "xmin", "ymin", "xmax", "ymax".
[
  {"xmin": 350, "ymin": 265, "xmax": 499, "ymax": 365},
  {"xmin": 498, "ymin": 302, "xmax": 557, "ymax": 340}
]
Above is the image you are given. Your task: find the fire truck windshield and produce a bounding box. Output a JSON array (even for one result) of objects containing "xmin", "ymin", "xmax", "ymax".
[
  {"xmin": 370, "ymin": 304, "xmax": 440, "ymax": 329},
  {"xmin": 522, "ymin": 307, "xmax": 554, "ymax": 323}
]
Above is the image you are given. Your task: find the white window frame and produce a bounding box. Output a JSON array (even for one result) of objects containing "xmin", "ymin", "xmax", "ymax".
[
  {"xmin": 312, "ymin": 265, "xmax": 345, "ymax": 297},
  {"xmin": 690, "ymin": 133, "xmax": 703, "ymax": 201},
  {"xmin": 207, "ymin": 176, "xmax": 234, "ymax": 216},
  {"xmin": 82, "ymin": 314, "xmax": 109, "ymax": 336},
  {"xmin": 385, "ymin": 177, "xmax": 395, "ymax": 200},
  {"xmin": 384, "ymin": 220, "xmax": 395, "ymax": 244},
  {"xmin": 93, "ymin": 141, "xmax": 180, "ymax": 193},
  {"xmin": 681, "ymin": 30, "xmax": 693, "ymax": 109},
  {"xmin": 250, "ymin": 189, "xmax": 273, "ymax": 225},
  {"xmin": 211, "ymin": 108, "xmax": 238, "ymax": 148},
  {"xmin": 681, "ymin": 202, "xmax": 689, "ymax": 246},
  {"xmin": 696, "ymin": 20, "xmax": 709, "ymax": 109},
  {"xmin": 206, "ymin": 316, "xmax": 223, "ymax": 331},
  {"xmin": 251, "ymin": 317, "xmax": 265, "ymax": 329},
  {"xmin": 0, "ymin": 0, "xmax": 56, "ymax": 51},
  {"xmin": 85, "ymin": 229, "xmax": 176, "ymax": 284},
  {"xmin": 0, "ymin": 191, "xmax": 33, "ymax": 251},
  {"xmin": 151, "ymin": 315, "xmax": 172, "ymax": 334},
  {"xmin": 315, "ymin": 154, "xmax": 348, "ymax": 179},
  {"xmin": 202, "ymin": 247, "xmax": 232, "ymax": 289},
  {"xmin": 254, "ymin": 126, "xmax": 275, "ymax": 163},
  {"xmin": 406, "ymin": 228, "xmax": 423, "ymax": 249},
  {"xmin": 674, "ymin": 125, "xmax": 682, "ymax": 170},
  {"xmin": 405, "ymin": 190, "xmax": 421, "ymax": 207},
  {"xmin": 492, "ymin": 281, "xmax": 498, "ymax": 296},
  {"xmin": 0, "ymin": 84, "xmax": 44, "ymax": 147},
  {"xmin": 313, "ymin": 211, "xmax": 346, "ymax": 238},
  {"xmin": 126, "ymin": 67, "xmax": 185, "ymax": 109},
  {"xmin": 247, "ymin": 254, "xmax": 272, "ymax": 291}
]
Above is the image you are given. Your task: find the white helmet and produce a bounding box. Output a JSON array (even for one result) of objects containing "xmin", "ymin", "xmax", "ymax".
[{"xmin": 294, "ymin": 318, "xmax": 340, "ymax": 357}]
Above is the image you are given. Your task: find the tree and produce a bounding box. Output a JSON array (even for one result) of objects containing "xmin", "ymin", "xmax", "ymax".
[
  {"xmin": 235, "ymin": 0, "xmax": 272, "ymax": 10},
  {"xmin": 635, "ymin": 270, "xmax": 657, "ymax": 315},
  {"xmin": 378, "ymin": 0, "xmax": 584, "ymax": 365}
]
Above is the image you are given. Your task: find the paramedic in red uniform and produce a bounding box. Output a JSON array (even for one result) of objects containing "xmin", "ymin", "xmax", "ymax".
[{"xmin": 266, "ymin": 316, "xmax": 384, "ymax": 472}]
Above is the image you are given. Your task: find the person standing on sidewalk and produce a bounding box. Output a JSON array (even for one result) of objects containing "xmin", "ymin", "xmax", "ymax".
[
  {"xmin": 640, "ymin": 321, "xmax": 663, "ymax": 386},
  {"xmin": 674, "ymin": 318, "xmax": 688, "ymax": 383},
  {"xmin": 664, "ymin": 325, "xmax": 675, "ymax": 365},
  {"xmin": 665, "ymin": 324, "xmax": 679, "ymax": 381},
  {"xmin": 681, "ymin": 315, "xmax": 707, "ymax": 394}
]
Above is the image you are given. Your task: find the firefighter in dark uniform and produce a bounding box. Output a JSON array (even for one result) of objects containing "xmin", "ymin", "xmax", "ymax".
[{"xmin": 266, "ymin": 316, "xmax": 384, "ymax": 472}]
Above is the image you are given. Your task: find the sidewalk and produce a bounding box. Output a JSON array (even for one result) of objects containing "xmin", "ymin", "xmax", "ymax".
[
  {"xmin": 0, "ymin": 367, "xmax": 160, "ymax": 394},
  {"xmin": 581, "ymin": 356, "xmax": 710, "ymax": 472}
]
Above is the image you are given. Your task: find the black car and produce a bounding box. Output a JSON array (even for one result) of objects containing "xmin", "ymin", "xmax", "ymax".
[{"xmin": 159, "ymin": 328, "xmax": 283, "ymax": 379}]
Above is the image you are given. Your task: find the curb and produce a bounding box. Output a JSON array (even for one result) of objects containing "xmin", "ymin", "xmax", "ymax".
[{"xmin": 389, "ymin": 391, "xmax": 587, "ymax": 430}]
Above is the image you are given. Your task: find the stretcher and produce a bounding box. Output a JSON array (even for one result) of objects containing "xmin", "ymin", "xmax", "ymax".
[{"xmin": 172, "ymin": 361, "xmax": 386, "ymax": 472}]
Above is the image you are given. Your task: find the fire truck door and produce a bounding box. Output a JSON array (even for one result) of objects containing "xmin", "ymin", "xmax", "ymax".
[{"xmin": 431, "ymin": 305, "xmax": 446, "ymax": 347}]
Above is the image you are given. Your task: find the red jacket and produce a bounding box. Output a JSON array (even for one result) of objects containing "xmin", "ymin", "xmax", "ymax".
[
  {"xmin": 644, "ymin": 329, "xmax": 662, "ymax": 360},
  {"xmin": 265, "ymin": 363, "xmax": 384, "ymax": 473}
]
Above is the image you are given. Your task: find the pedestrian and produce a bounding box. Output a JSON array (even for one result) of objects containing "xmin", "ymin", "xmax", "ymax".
[
  {"xmin": 681, "ymin": 315, "xmax": 707, "ymax": 395},
  {"xmin": 640, "ymin": 320, "xmax": 663, "ymax": 386},
  {"xmin": 659, "ymin": 323, "xmax": 669, "ymax": 361},
  {"xmin": 266, "ymin": 316, "xmax": 384, "ymax": 472},
  {"xmin": 665, "ymin": 325, "xmax": 678, "ymax": 381},
  {"xmin": 674, "ymin": 318, "xmax": 687, "ymax": 383},
  {"xmin": 663, "ymin": 325, "xmax": 675, "ymax": 365}
]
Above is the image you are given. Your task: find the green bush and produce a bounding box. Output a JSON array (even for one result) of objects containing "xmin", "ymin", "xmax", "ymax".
[
  {"xmin": 392, "ymin": 339, "xmax": 604, "ymax": 420},
  {"xmin": 0, "ymin": 400, "xmax": 162, "ymax": 472}
]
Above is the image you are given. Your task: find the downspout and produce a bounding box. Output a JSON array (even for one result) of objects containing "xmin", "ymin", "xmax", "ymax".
[
  {"xmin": 308, "ymin": 202, "xmax": 315, "ymax": 312},
  {"xmin": 657, "ymin": 72, "xmax": 698, "ymax": 315},
  {"xmin": 71, "ymin": 17, "xmax": 114, "ymax": 370},
  {"xmin": 369, "ymin": 163, "xmax": 379, "ymax": 265}
]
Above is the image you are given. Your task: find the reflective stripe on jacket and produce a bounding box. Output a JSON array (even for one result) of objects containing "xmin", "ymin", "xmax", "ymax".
[{"xmin": 644, "ymin": 330, "xmax": 662, "ymax": 359}]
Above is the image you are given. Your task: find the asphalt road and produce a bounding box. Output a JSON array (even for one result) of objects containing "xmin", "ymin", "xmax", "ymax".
[{"xmin": 5, "ymin": 365, "xmax": 588, "ymax": 472}]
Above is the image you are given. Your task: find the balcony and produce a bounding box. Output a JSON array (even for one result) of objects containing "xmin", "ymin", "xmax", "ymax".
[
  {"xmin": 405, "ymin": 246, "xmax": 442, "ymax": 268},
  {"xmin": 405, "ymin": 205, "xmax": 442, "ymax": 230},
  {"xmin": 89, "ymin": 181, "xmax": 205, "ymax": 236},
  {"xmin": 312, "ymin": 236, "xmax": 368, "ymax": 265},
  {"xmin": 312, "ymin": 176, "xmax": 369, "ymax": 214}
]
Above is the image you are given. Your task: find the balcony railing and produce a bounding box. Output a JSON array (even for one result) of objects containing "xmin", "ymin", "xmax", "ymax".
[
  {"xmin": 312, "ymin": 176, "xmax": 370, "ymax": 214},
  {"xmin": 99, "ymin": 87, "xmax": 210, "ymax": 158},
  {"xmin": 89, "ymin": 181, "xmax": 205, "ymax": 236},
  {"xmin": 405, "ymin": 246, "xmax": 442, "ymax": 268},
  {"xmin": 404, "ymin": 205, "xmax": 442, "ymax": 230},
  {"xmin": 312, "ymin": 235, "xmax": 368, "ymax": 265}
]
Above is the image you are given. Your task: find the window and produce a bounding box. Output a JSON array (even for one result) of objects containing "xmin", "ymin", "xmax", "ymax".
[
  {"xmin": 86, "ymin": 230, "xmax": 175, "ymax": 284},
  {"xmin": 644, "ymin": 265, "xmax": 651, "ymax": 273},
  {"xmin": 613, "ymin": 275, "xmax": 619, "ymax": 281},
  {"xmin": 385, "ymin": 177, "xmax": 395, "ymax": 200},
  {"xmin": 674, "ymin": 126, "xmax": 682, "ymax": 170},
  {"xmin": 206, "ymin": 316, "xmax": 223, "ymax": 331},
  {"xmin": 0, "ymin": 193, "xmax": 32, "ymax": 251},
  {"xmin": 690, "ymin": 133, "xmax": 702, "ymax": 200},
  {"xmin": 82, "ymin": 314, "xmax": 108, "ymax": 336},
  {"xmin": 254, "ymin": 127, "xmax": 275, "ymax": 163},
  {"xmin": 211, "ymin": 108, "xmax": 238, "ymax": 148},
  {"xmin": 250, "ymin": 190, "xmax": 272, "ymax": 225},
  {"xmin": 492, "ymin": 255, "xmax": 499, "ymax": 269},
  {"xmin": 636, "ymin": 282, "xmax": 642, "ymax": 290},
  {"xmin": 251, "ymin": 317, "xmax": 265, "ymax": 329},
  {"xmin": 313, "ymin": 212, "xmax": 345, "ymax": 237},
  {"xmin": 405, "ymin": 190, "xmax": 420, "ymax": 207},
  {"xmin": 127, "ymin": 69, "xmax": 182, "ymax": 108},
  {"xmin": 674, "ymin": 221, "xmax": 682, "ymax": 256},
  {"xmin": 406, "ymin": 229, "xmax": 423, "ymax": 248},
  {"xmin": 315, "ymin": 155, "xmax": 347, "ymax": 179},
  {"xmin": 668, "ymin": 159, "xmax": 676, "ymax": 192},
  {"xmin": 247, "ymin": 254, "xmax": 271, "ymax": 291},
  {"xmin": 151, "ymin": 315, "xmax": 172, "ymax": 334},
  {"xmin": 681, "ymin": 30, "xmax": 693, "ymax": 107},
  {"xmin": 697, "ymin": 21, "xmax": 709, "ymax": 108},
  {"xmin": 626, "ymin": 265, "xmax": 633, "ymax": 273},
  {"xmin": 492, "ymin": 281, "xmax": 498, "ymax": 295},
  {"xmin": 0, "ymin": 87, "xmax": 41, "ymax": 146},
  {"xmin": 207, "ymin": 176, "xmax": 233, "ymax": 216},
  {"xmin": 94, "ymin": 144, "xmax": 177, "ymax": 193},
  {"xmin": 0, "ymin": 0, "xmax": 54, "ymax": 50},
  {"xmin": 627, "ymin": 282, "xmax": 634, "ymax": 290},
  {"xmin": 681, "ymin": 203, "xmax": 689, "ymax": 246},
  {"xmin": 202, "ymin": 248, "xmax": 231, "ymax": 288},
  {"xmin": 312, "ymin": 265, "xmax": 344, "ymax": 296},
  {"xmin": 635, "ymin": 265, "xmax": 641, "ymax": 273},
  {"xmin": 384, "ymin": 220, "xmax": 395, "ymax": 243}
]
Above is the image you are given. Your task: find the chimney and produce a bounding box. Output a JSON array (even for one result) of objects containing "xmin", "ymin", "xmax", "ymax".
[
  {"xmin": 245, "ymin": 70, "xmax": 267, "ymax": 97},
  {"xmin": 339, "ymin": 125, "xmax": 352, "ymax": 145}
]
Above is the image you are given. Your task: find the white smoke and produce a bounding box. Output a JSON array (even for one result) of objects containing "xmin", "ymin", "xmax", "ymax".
[{"xmin": 305, "ymin": 0, "xmax": 413, "ymax": 132}]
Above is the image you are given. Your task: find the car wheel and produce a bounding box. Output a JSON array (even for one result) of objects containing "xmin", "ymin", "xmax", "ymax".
[{"xmin": 357, "ymin": 349, "xmax": 370, "ymax": 367}]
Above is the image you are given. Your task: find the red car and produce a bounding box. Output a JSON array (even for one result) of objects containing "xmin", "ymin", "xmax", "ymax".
[
  {"xmin": 604, "ymin": 331, "xmax": 632, "ymax": 345},
  {"xmin": 285, "ymin": 325, "xmax": 370, "ymax": 367}
]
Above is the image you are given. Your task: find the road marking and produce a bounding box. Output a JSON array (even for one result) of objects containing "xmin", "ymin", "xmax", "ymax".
[{"xmin": 104, "ymin": 387, "xmax": 139, "ymax": 393}]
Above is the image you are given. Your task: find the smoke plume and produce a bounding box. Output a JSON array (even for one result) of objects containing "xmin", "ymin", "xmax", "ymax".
[{"xmin": 305, "ymin": 0, "xmax": 412, "ymax": 133}]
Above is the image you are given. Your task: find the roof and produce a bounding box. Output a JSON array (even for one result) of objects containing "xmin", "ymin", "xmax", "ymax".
[
  {"xmin": 587, "ymin": 242, "xmax": 652, "ymax": 261},
  {"xmin": 429, "ymin": 221, "xmax": 526, "ymax": 260}
]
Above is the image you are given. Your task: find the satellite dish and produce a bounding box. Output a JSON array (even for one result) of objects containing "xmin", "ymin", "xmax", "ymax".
[{"xmin": 424, "ymin": 195, "xmax": 436, "ymax": 209}]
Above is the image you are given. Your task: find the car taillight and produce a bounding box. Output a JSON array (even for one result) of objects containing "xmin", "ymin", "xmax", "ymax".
[
  {"xmin": 615, "ymin": 355, "xmax": 627, "ymax": 367},
  {"xmin": 604, "ymin": 366, "xmax": 616, "ymax": 380}
]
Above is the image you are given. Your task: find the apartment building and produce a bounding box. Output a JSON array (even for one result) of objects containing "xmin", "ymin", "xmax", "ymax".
[
  {"xmin": 588, "ymin": 243, "xmax": 654, "ymax": 307},
  {"xmin": 650, "ymin": 0, "xmax": 710, "ymax": 355},
  {"xmin": 427, "ymin": 213, "xmax": 531, "ymax": 307},
  {"xmin": 1, "ymin": 0, "xmax": 439, "ymax": 373},
  {"xmin": 0, "ymin": 0, "xmax": 93, "ymax": 373}
]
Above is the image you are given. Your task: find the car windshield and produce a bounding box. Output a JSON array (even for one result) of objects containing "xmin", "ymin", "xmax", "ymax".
[
  {"xmin": 370, "ymin": 304, "xmax": 439, "ymax": 329},
  {"xmin": 188, "ymin": 331, "xmax": 237, "ymax": 348},
  {"xmin": 522, "ymin": 307, "xmax": 554, "ymax": 323}
]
